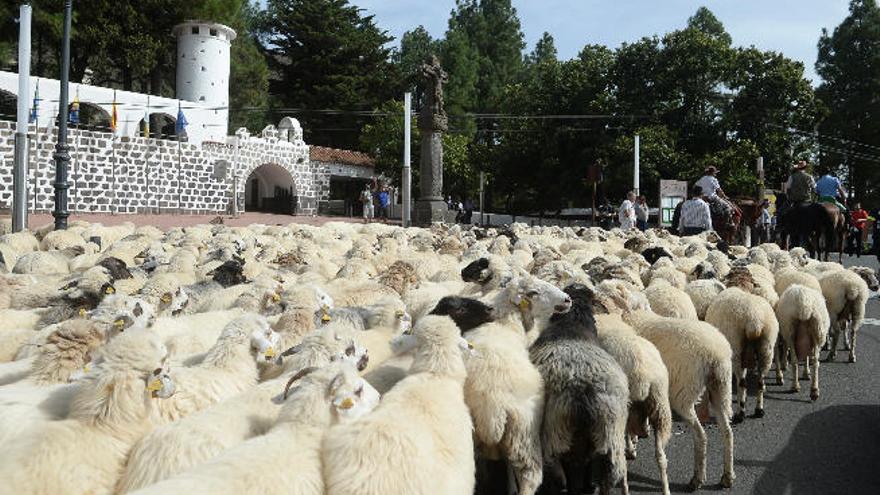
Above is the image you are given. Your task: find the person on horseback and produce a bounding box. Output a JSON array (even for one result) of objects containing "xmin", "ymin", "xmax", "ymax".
[
  {"xmin": 695, "ymin": 166, "xmax": 734, "ymax": 227},
  {"xmin": 815, "ymin": 166, "xmax": 848, "ymax": 215},
  {"xmin": 783, "ymin": 160, "xmax": 815, "ymax": 205}
]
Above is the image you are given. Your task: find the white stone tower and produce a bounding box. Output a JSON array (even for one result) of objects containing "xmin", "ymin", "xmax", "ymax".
[{"xmin": 173, "ymin": 21, "xmax": 237, "ymax": 139}]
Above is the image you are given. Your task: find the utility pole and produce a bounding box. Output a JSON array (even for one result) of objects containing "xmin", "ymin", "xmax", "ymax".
[
  {"xmin": 479, "ymin": 172, "xmax": 485, "ymax": 226},
  {"xmin": 52, "ymin": 0, "xmax": 73, "ymax": 230},
  {"xmin": 12, "ymin": 4, "xmax": 31, "ymax": 232},
  {"xmin": 756, "ymin": 156, "xmax": 764, "ymax": 202},
  {"xmin": 633, "ymin": 134, "xmax": 640, "ymax": 196},
  {"xmin": 402, "ymin": 92, "xmax": 412, "ymax": 227}
]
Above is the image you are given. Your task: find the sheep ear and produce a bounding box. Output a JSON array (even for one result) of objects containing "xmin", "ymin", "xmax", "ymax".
[{"xmin": 133, "ymin": 303, "xmax": 144, "ymax": 317}]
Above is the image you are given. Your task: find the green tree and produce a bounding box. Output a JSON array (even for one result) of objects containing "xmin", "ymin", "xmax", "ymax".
[
  {"xmin": 227, "ymin": 1, "xmax": 270, "ymax": 132},
  {"xmin": 393, "ymin": 26, "xmax": 439, "ymax": 111},
  {"xmin": 527, "ymin": 32, "xmax": 557, "ymax": 66},
  {"xmin": 260, "ymin": 0, "xmax": 398, "ymax": 149},
  {"xmin": 816, "ymin": 0, "xmax": 880, "ymax": 201}
]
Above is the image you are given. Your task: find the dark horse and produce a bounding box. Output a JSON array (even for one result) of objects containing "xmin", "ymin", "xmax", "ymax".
[{"xmin": 777, "ymin": 194, "xmax": 847, "ymax": 261}]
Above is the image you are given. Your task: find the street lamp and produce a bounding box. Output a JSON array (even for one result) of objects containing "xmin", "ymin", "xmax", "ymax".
[{"xmin": 52, "ymin": 0, "xmax": 73, "ymax": 230}]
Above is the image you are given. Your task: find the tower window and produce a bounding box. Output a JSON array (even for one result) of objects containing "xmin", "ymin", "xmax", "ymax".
[
  {"xmin": 191, "ymin": 26, "xmax": 199, "ymax": 35},
  {"xmin": 201, "ymin": 66, "xmax": 206, "ymax": 72},
  {"xmin": 199, "ymin": 96, "xmax": 205, "ymax": 101},
  {"xmin": 209, "ymin": 28, "xmax": 218, "ymax": 36}
]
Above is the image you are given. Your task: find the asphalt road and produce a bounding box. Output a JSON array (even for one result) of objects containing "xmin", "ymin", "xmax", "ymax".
[{"xmin": 625, "ymin": 255, "xmax": 880, "ymax": 495}]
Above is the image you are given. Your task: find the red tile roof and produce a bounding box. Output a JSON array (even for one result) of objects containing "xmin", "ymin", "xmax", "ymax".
[{"xmin": 309, "ymin": 146, "xmax": 374, "ymax": 167}]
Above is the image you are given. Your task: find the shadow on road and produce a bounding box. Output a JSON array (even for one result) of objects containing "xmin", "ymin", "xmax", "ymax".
[{"xmin": 749, "ymin": 405, "xmax": 879, "ymax": 494}]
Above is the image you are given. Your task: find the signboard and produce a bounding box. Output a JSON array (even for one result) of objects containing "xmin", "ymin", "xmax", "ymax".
[{"xmin": 659, "ymin": 179, "xmax": 688, "ymax": 227}]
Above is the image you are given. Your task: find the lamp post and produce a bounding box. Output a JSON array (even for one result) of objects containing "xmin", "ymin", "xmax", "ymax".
[
  {"xmin": 13, "ymin": 4, "xmax": 32, "ymax": 232},
  {"xmin": 52, "ymin": 0, "xmax": 73, "ymax": 230}
]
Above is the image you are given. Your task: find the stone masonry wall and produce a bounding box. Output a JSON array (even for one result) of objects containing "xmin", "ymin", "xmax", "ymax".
[{"xmin": 0, "ymin": 121, "xmax": 321, "ymax": 215}]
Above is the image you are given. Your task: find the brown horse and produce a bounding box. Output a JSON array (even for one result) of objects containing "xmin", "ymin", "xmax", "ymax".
[
  {"xmin": 818, "ymin": 202, "xmax": 847, "ymax": 262},
  {"xmin": 711, "ymin": 200, "xmax": 743, "ymax": 245}
]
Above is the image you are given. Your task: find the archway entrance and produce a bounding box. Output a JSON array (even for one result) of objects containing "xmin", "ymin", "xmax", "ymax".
[{"xmin": 245, "ymin": 163, "xmax": 295, "ymax": 214}]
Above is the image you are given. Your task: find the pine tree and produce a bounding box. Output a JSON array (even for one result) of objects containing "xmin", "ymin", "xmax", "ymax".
[
  {"xmin": 393, "ymin": 26, "xmax": 439, "ymax": 111},
  {"xmin": 260, "ymin": 0, "xmax": 398, "ymax": 148},
  {"xmin": 526, "ymin": 32, "xmax": 557, "ymax": 66}
]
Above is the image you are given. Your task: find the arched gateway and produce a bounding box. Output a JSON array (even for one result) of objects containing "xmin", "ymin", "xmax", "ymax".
[{"xmin": 244, "ymin": 163, "xmax": 296, "ymax": 214}]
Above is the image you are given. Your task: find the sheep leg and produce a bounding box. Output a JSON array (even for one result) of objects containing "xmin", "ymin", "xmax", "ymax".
[
  {"xmin": 561, "ymin": 454, "xmax": 586, "ymax": 495},
  {"xmin": 810, "ymin": 349, "xmax": 820, "ymax": 402},
  {"xmin": 504, "ymin": 413, "xmax": 543, "ymax": 495},
  {"xmin": 710, "ymin": 394, "xmax": 735, "ymax": 489},
  {"xmin": 732, "ymin": 360, "xmax": 747, "ymax": 424},
  {"xmin": 826, "ymin": 321, "xmax": 841, "ymax": 362},
  {"xmin": 654, "ymin": 429, "xmax": 670, "ymax": 495},
  {"xmin": 774, "ymin": 339, "xmax": 785, "ymax": 385},
  {"xmin": 754, "ymin": 343, "xmax": 772, "ymax": 418},
  {"xmin": 535, "ymin": 459, "xmax": 564, "ymax": 495},
  {"xmin": 682, "ymin": 407, "xmax": 707, "ymax": 491},
  {"xmin": 625, "ymin": 434, "xmax": 637, "ymax": 460},
  {"xmin": 802, "ymin": 351, "xmax": 811, "ymax": 381},
  {"xmin": 789, "ymin": 345, "xmax": 800, "ymax": 393},
  {"xmin": 848, "ymin": 320, "xmax": 858, "ymax": 363}
]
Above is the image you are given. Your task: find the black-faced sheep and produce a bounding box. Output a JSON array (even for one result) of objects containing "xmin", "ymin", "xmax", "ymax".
[{"xmin": 530, "ymin": 284, "xmax": 630, "ymax": 495}]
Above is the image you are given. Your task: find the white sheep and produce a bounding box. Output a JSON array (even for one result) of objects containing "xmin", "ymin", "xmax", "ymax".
[
  {"xmin": 127, "ymin": 362, "xmax": 378, "ymax": 495},
  {"xmin": 624, "ymin": 310, "xmax": 735, "ymax": 490},
  {"xmin": 644, "ymin": 279, "xmax": 698, "ymax": 319},
  {"xmin": 0, "ymin": 329, "xmax": 175, "ymax": 495},
  {"xmin": 322, "ymin": 315, "xmax": 475, "ymax": 495},
  {"xmin": 775, "ymin": 284, "xmax": 830, "ymax": 401},
  {"xmin": 683, "ymin": 279, "xmax": 726, "ymax": 320},
  {"xmin": 818, "ymin": 268, "xmax": 870, "ymax": 363}
]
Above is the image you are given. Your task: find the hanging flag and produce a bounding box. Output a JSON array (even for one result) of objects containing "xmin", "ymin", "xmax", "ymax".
[
  {"xmin": 175, "ymin": 102, "xmax": 188, "ymax": 136},
  {"xmin": 142, "ymin": 96, "xmax": 150, "ymax": 138},
  {"xmin": 69, "ymin": 87, "xmax": 80, "ymax": 125},
  {"xmin": 28, "ymin": 80, "xmax": 40, "ymax": 124},
  {"xmin": 110, "ymin": 90, "xmax": 118, "ymax": 132}
]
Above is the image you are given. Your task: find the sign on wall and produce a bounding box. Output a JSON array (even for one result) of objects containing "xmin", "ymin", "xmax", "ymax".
[{"xmin": 659, "ymin": 179, "xmax": 688, "ymax": 227}]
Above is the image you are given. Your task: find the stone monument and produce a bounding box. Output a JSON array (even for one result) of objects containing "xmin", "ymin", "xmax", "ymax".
[{"xmin": 414, "ymin": 54, "xmax": 449, "ymax": 225}]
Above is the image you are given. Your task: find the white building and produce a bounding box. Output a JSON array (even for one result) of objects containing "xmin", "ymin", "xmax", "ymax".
[{"xmin": 0, "ymin": 20, "xmax": 235, "ymax": 145}]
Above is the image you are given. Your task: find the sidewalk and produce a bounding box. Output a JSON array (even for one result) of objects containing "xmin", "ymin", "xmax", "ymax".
[{"xmin": 0, "ymin": 212, "xmax": 385, "ymax": 230}]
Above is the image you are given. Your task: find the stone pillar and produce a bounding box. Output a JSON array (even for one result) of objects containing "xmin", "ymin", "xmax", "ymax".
[{"xmin": 413, "ymin": 55, "xmax": 449, "ymax": 226}]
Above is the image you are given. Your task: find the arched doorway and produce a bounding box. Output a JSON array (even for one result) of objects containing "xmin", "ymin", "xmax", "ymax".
[
  {"xmin": 0, "ymin": 89, "xmax": 16, "ymax": 123},
  {"xmin": 245, "ymin": 163, "xmax": 296, "ymax": 214},
  {"xmin": 74, "ymin": 102, "xmax": 112, "ymax": 132},
  {"xmin": 137, "ymin": 113, "xmax": 177, "ymax": 139}
]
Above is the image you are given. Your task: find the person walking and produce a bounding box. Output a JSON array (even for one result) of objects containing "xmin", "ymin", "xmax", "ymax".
[
  {"xmin": 377, "ymin": 185, "xmax": 390, "ymax": 223},
  {"xmin": 849, "ymin": 202, "xmax": 869, "ymax": 256},
  {"xmin": 618, "ymin": 191, "xmax": 636, "ymax": 230},
  {"xmin": 678, "ymin": 186, "xmax": 713, "ymax": 236},
  {"xmin": 360, "ymin": 182, "xmax": 374, "ymax": 224},
  {"xmin": 757, "ymin": 199, "xmax": 772, "ymax": 244},
  {"xmin": 634, "ymin": 195, "xmax": 649, "ymax": 231}
]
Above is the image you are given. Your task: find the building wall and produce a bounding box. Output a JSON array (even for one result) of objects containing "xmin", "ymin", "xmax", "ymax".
[
  {"xmin": 0, "ymin": 71, "xmax": 225, "ymax": 145},
  {"xmin": 0, "ymin": 121, "xmax": 323, "ymax": 215},
  {"xmin": 173, "ymin": 21, "xmax": 235, "ymax": 135}
]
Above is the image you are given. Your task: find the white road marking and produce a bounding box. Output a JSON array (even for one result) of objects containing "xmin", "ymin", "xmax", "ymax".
[{"xmin": 862, "ymin": 318, "xmax": 880, "ymax": 327}]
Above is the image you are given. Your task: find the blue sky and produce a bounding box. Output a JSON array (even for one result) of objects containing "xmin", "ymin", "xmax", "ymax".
[{"xmin": 351, "ymin": 0, "xmax": 852, "ymax": 84}]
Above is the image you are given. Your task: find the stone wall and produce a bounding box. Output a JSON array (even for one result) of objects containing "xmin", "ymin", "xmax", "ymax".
[{"xmin": 0, "ymin": 121, "xmax": 323, "ymax": 215}]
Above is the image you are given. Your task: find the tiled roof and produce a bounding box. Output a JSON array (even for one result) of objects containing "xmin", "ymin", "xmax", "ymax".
[{"xmin": 309, "ymin": 146, "xmax": 374, "ymax": 167}]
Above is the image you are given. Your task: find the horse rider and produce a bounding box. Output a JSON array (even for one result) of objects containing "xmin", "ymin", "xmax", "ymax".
[
  {"xmin": 815, "ymin": 166, "xmax": 849, "ymax": 218},
  {"xmin": 695, "ymin": 166, "xmax": 734, "ymax": 226},
  {"xmin": 783, "ymin": 160, "xmax": 816, "ymax": 205}
]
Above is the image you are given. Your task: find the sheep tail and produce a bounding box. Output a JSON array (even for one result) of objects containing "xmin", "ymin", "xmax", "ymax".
[
  {"xmin": 707, "ymin": 359, "xmax": 733, "ymax": 420},
  {"xmin": 646, "ymin": 382, "xmax": 672, "ymax": 445}
]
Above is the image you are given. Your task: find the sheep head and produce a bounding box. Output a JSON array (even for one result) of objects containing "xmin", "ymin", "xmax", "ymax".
[
  {"xmin": 250, "ymin": 321, "xmax": 282, "ymax": 363},
  {"xmin": 280, "ymin": 362, "xmax": 379, "ymax": 423},
  {"xmin": 157, "ymin": 286, "xmax": 189, "ymax": 316},
  {"xmin": 849, "ymin": 266, "xmax": 879, "ymax": 292},
  {"xmin": 461, "ymin": 257, "xmax": 492, "ymax": 284},
  {"xmin": 429, "ymin": 296, "xmax": 495, "ymax": 333},
  {"xmin": 507, "ymin": 276, "xmax": 572, "ymax": 322}
]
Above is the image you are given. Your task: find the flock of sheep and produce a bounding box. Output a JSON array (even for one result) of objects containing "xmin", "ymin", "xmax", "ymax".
[{"xmin": 0, "ymin": 218, "xmax": 875, "ymax": 495}]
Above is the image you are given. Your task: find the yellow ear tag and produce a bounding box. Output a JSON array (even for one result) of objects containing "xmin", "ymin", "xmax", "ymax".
[
  {"xmin": 271, "ymin": 293, "xmax": 281, "ymax": 302},
  {"xmin": 321, "ymin": 313, "xmax": 331, "ymax": 323},
  {"xmin": 78, "ymin": 308, "xmax": 87, "ymax": 318},
  {"xmin": 114, "ymin": 319, "xmax": 126, "ymax": 328},
  {"xmin": 338, "ymin": 397, "xmax": 354, "ymax": 410},
  {"xmin": 146, "ymin": 378, "xmax": 163, "ymax": 392},
  {"xmin": 519, "ymin": 299, "xmax": 530, "ymax": 311},
  {"xmin": 467, "ymin": 341, "xmax": 475, "ymax": 350},
  {"xmin": 105, "ymin": 286, "xmax": 115, "ymax": 295},
  {"xmin": 160, "ymin": 294, "xmax": 172, "ymax": 304},
  {"xmin": 264, "ymin": 347, "xmax": 276, "ymax": 359},
  {"xmin": 395, "ymin": 310, "xmax": 405, "ymax": 317},
  {"xmin": 83, "ymin": 364, "xmax": 91, "ymax": 374}
]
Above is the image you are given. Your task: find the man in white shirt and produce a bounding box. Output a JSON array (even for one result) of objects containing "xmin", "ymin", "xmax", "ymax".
[
  {"xmin": 678, "ymin": 186, "xmax": 713, "ymax": 236},
  {"xmin": 618, "ymin": 191, "xmax": 636, "ymax": 230},
  {"xmin": 695, "ymin": 166, "xmax": 734, "ymax": 226}
]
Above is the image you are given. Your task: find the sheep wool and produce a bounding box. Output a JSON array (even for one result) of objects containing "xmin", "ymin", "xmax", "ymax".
[{"xmin": 775, "ymin": 285, "xmax": 830, "ymax": 401}]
